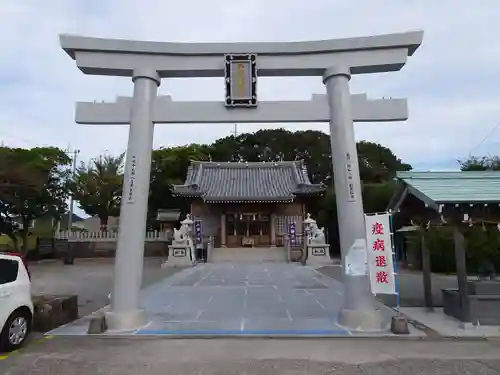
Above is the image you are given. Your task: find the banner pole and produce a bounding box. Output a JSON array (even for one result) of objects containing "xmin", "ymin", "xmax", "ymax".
[{"xmin": 388, "ymin": 210, "xmax": 401, "ymax": 314}]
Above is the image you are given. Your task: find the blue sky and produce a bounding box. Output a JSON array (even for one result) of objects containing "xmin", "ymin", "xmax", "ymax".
[{"xmin": 1, "ymin": 0, "xmax": 499, "ymax": 176}]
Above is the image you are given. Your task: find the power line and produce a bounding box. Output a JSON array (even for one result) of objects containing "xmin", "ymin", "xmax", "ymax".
[{"xmin": 469, "ymin": 123, "xmax": 500, "ymax": 155}]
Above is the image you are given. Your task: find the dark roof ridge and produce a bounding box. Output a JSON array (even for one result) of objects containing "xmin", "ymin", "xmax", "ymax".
[
  {"xmin": 193, "ymin": 163, "xmax": 203, "ymax": 186},
  {"xmin": 191, "ymin": 160, "xmax": 304, "ymax": 168},
  {"xmin": 291, "ymin": 161, "xmax": 302, "ymax": 184}
]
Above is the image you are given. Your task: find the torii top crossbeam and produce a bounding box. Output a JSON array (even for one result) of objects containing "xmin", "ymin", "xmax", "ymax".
[{"xmin": 59, "ymin": 31, "xmax": 423, "ymax": 78}]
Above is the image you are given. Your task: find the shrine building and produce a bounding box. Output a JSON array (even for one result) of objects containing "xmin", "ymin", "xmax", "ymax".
[{"xmin": 173, "ymin": 161, "xmax": 326, "ymax": 248}]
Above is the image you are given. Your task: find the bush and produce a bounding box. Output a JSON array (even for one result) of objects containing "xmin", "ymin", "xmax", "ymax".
[
  {"xmin": 464, "ymin": 226, "xmax": 500, "ymax": 272},
  {"xmin": 406, "ymin": 226, "xmax": 500, "ymax": 274},
  {"xmin": 362, "ymin": 182, "xmax": 397, "ymax": 214}
]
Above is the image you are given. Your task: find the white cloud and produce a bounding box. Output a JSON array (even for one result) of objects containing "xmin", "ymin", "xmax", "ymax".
[{"xmin": 0, "ymin": 0, "xmax": 499, "ymax": 174}]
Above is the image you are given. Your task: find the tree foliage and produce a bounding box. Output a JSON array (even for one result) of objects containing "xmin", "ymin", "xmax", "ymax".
[
  {"xmin": 209, "ymin": 129, "xmax": 411, "ymax": 185},
  {"xmin": 144, "ymin": 130, "xmax": 412, "ymax": 221},
  {"xmin": 147, "ymin": 145, "xmax": 212, "ymax": 228},
  {"xmin": 458, "ymin": 155, "xmax": 500, "ymax": 171},
  {"xmin": 143, "ymin": 129, "xmax": 412, "ymax": 253},
  {"xmin": 362, "ymin": 181, "xmax": 398, "ymax": 214},
  {"xmin": 0, "ymin": 129, "xmax": 413, "ymax": 248},
  {"xmin": 0, "ymin": 147, "xmax": 71, "ymax": 252},
  {"xmin": 357, "ymin": 141, "xmax": 412, "ymax": 183},
  {"xmin": 406, "ymin": 226, "xmax": 500, "ymax": 273},
  {"xmin": 70, "ymin": 153, "xmax": 125, "ymax": 230}
]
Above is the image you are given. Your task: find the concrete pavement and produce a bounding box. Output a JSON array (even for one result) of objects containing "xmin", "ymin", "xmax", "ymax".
[
  {"xmin": 317, "ymin": 265, "xmax": 461, "ymax": 307},
  {"xmin": 1, "ymin": 337, "xmax": 500, "ymax": 374},
  {"xmin": 47, "ymin": 263, "xmax": 409, "ymax": 337},
  {"xmin": 29, "ymin": 257, "xmax": 180, "ymax": 316},
  {"xmin": 3, "ymin": 260, "xmax": 499, "ymax": 373}
]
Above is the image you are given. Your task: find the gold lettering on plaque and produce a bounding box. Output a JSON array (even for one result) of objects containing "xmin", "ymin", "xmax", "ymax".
[{"xmin": 236, "ymin": 63, "xmax": 245, "ymax": 97}]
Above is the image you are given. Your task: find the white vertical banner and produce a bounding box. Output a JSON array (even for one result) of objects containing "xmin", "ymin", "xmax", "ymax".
[{"xmin": 364, "ymin": 213, "xmax": 396, "ymax": 295}]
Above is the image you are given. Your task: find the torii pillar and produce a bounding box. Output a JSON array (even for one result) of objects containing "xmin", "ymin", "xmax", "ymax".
[
  {"xmin": 324, "ymin": 66, "xmax": 378, "ymax": 328},
  {"xmin": 108, "ymin": 68, "xmax": 160, "ymax": 330}
]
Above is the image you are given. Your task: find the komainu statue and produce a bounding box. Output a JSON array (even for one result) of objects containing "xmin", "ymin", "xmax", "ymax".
[
  {"xmin": 309, "ymin": 222, "xmax": 326, "ymax": 245},
  {"xmin": 173, "ymin": 223, "xmax": 191, "ymax": 242},
  {"xmin": 173, "ymin": 228, "xmax": 184, "ymax": 242}
]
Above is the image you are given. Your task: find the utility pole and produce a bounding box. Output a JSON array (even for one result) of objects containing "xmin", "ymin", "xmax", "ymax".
[{"xmin": 66, "ymin": 148, "xmax": 80, "ymax": 231}]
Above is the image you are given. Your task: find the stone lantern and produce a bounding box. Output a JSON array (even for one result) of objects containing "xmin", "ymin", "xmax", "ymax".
[
  {"xmin": 181, "ymin": 214, "xmax": 194, "ymax": 237},
  {"xmin": 303, "ymin": 213, "xmax": 316, "ymax": 237}
]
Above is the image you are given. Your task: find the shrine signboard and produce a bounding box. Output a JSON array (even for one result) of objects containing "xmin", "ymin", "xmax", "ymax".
[
  {"xmin": 288, "ymin": 221, "xmax": 297, "ymax": 246},
  {"xmin": 364, "ymin": 213, "xmax": 396, "ymax": 294},
  {"xmin": 194, "ymin": 220, "xmax": 202, "ymax": 246}
]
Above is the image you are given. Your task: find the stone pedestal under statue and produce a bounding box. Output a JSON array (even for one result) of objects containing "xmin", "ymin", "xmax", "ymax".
[
  {"xmin": 303, "ymin": 214, "xmax": 331, "ymax": 267},
  {"xmin": 165, "ymin": 215, "xmax": 196, "ymax": 268},
  {"xmin": 167, "ymin": 241, "xmax": 195, "ymax": 267}
]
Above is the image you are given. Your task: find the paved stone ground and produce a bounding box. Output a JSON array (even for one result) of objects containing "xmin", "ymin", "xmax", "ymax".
[
  {"xmin": 317, "ymin": 265, "xmax": 461, "ymax": 307},
  {"xmin": 1, "ymin": 337, "xmax": 500, "ymax": 374},
  {"xmin": 48, "ymin": 263, "xmax": 406, "ymax": 336},
  {"xmin": 139, "ymin": 263, "xmax": 351, "ymax": 335},
  {"xmin": 29, "ymin": 257, "xmax": 180, "ymax": 316}
]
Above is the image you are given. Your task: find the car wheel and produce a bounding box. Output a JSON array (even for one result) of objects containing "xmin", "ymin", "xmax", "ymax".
[{"xmin": 1, "ymin": 309, "xmax": 32, "ymax": 352}]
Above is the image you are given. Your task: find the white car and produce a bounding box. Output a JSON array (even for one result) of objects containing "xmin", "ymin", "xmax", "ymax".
[{"xmin": 0, "ymin": 253, "xmax": 33, "ymax": 352}]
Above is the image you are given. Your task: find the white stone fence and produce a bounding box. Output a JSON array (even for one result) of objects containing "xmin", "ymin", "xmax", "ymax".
[{"xmin": 55, "ymin": 230, "xmax": 169, "ymax": 242}]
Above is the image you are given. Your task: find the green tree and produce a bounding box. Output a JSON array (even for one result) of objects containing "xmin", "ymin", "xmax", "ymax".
[
  {"xmin": 357, "ymin": 141, "xmax": 412, "ymax": 183},
  {"xmin": 148, "ymin": 144, "xmax": 212, "ymax": 228},
  {"xmin": 316, "ymin": 189, "xmax": 340, "ymax": 256},
  {"xmin": 211, "ymin": 129, "xmax": 411, "ymax": 185},
  {"xmin": 70, "ymin": 154, "xmax": 124, "ymax": 230},
  {"xmin": 211, "ymin": 129, "xmax": 331, "ymax": 183},
  {"xmin": 362, "ymin": 181, "xmax": 398, "ymax": 214},
  {"xmin": 0, "ymin": 147, "xmax": 71, "ymax": 252},
  {"xmin": 0, "ymin": 207, "xmax": 22, "ymax": 251},
  {"xmin": 458, "ymin": 156, "xmax": 500, "ymax": 171}
]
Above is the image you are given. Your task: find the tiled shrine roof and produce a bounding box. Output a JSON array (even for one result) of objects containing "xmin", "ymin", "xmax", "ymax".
[{"xmin": 173, "ymin": 161, "xmax": 326, "ymax": 203}]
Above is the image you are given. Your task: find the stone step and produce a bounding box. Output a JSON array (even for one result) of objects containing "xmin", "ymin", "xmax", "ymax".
[{"xmin": 211, "ymin": 247, "xmax": 287, "ymax": 263}]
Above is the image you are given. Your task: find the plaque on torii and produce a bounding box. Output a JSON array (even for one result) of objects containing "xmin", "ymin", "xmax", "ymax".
[{"xmin": 224, "ymin": 53, "xmax": 258, "ymax": 108}]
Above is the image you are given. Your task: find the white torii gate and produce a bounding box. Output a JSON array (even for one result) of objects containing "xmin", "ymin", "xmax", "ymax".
[{"xmin": 60, "ymin": 31, "xmax": 423, "ymax": 332}]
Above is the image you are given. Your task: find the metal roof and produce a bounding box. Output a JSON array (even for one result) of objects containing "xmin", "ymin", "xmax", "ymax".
[
  {"xmin": 393, "ymin": 171, "xmax": 500, "ymax": 206},
  {"xmin": 173, "ymin": 160, "xmax": 325, "ymax": 203}
]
